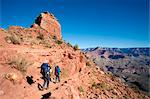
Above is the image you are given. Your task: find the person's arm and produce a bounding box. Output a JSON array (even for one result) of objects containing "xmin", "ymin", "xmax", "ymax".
[{"xmin": 40, "ymin": 64, "xmax": 43, "ymax": 73}]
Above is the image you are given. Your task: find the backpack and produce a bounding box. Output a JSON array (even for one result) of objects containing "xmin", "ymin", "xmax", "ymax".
[
  {"xmin": 41, "ymin": 63, "xmax": 51, "ymax": 77},
  {"xmin": 55, "ymin": 66, "xmax": 61, "ymax": 76}
]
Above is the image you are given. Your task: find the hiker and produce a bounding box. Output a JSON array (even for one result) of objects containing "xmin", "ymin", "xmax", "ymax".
[
  {"xmin": 40, "ymin": 60, "xmax": 51, "ymax": 90},
  {"xmin": 54, "ymin": 65, "xmax": 61, "ymax": 83}
]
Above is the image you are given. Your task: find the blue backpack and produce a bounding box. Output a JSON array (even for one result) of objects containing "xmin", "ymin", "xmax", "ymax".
[
  {"xmin": 41, "ymin": 63, "xmax": 51, "ymax": 77},
  {"xmin": 55, "ymin": 66, "xmax": 61, "ymax": 75}
]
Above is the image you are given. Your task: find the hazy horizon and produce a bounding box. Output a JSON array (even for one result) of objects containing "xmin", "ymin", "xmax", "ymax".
[
  {"xmin": 0, "ymin": 0, "xmax": 149, "ymax": 48},
  {"xmin": 81, "ymin": 46, "xmax": 150, "ymax": 49}
]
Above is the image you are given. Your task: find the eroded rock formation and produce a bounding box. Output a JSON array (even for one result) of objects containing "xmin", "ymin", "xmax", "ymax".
[{"xmin": 31, "ymin": 11, "xmax": 62, "ymax": 39}]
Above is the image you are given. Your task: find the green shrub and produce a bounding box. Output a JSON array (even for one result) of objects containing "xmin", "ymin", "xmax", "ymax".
[
  {"xmin": 106, "ymin": 72, "xmax": 113, "ymax": 77},
  {"xmin": 86, "ymin": 61, "xmax": 91, "ymax": 66},
  {"xmin": 37, "ymin": 33, "xmax": 44, "ymax": 40},
  {"xmin": 124, "ymin": 96, "xmax": 129, "ymax": 99},
  {"xmin": 44, "ymin": 45, "xmax": 52, "ymax": 48},
  {"xmin": 52, "ymin": 35, "xmax": 57, "ymax": 40},
  {"xmin": 92, "ymin": 82, "xmax": 97, "ymax": 87},
  {"xmin": 78, "ymin": 86, "xmax": 84, "ymax": 92},
  {"xmin": 56, "ymin": 40, "xmax": 63, "ymax": 44},
  {"xmin": 92, "ymin": 82, "xmax": 107, "ymax": 90},
  {"xmin": 74, "ymin": 44, "xmax": 79, "ymax": 50}
]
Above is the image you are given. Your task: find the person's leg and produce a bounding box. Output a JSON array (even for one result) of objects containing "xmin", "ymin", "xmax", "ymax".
[
  {"xmin": 56, "ymin": 75, "xmax": 60, "ymax": 82},
  {"xmin": 49, "ymin": 76, "xmax": 51, "ymax": 82},
  {"xmin": 55, "ymin": 75, "xmax": 57, "ymax": 82},
  {"xmin": 43, "ymin": 77, "xmax": 47, "ymax": 89},
  {"xmin": 47, "ymin": 77, "xmax": 49, "ymax": 89},
  {"xmin": 58, "ymin": 75, "xmax": 60, "ymax": 82}
]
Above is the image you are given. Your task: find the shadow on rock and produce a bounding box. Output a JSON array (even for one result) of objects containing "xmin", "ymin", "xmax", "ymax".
[
  {"xmin": 38, "ymin": 83, "xmax": 43, "ymax": 91},
  {"xmin": 41, "ymin": 92, "xmax": 51, "ymax": 99},
  {"xmin": 26, "ymin": 76, "xmax": 35, "ymax": 85}
]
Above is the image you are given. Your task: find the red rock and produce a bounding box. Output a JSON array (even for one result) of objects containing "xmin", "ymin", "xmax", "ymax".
[{"xmin": 31, "ymin": 11, "xmax": 62, "ymax": 39}]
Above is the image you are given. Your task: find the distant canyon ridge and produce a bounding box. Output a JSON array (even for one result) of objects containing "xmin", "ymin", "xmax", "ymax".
[{"xmin": 82, "ymin": 47, "xmax": 150, "ymax": 93}]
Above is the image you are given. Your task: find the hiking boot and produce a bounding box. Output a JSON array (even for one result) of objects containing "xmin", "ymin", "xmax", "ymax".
[{"xmin": 41, "ymin": 88, "xmax": 44, "ymax": 91}]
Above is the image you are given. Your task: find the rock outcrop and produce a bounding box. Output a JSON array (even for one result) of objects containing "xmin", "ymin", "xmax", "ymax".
[{"xmin": 31, "ymin": 11, "xmax": 62, "ymax": 39}]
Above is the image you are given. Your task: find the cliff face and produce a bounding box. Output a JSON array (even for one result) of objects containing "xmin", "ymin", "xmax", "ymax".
[{"xmin": 31, "ymin": 12, "xmax": 62, "ymax": 40}]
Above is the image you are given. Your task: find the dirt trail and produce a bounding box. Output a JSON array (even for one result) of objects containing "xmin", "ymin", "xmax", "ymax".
[{"xmin": 0, "ymin": 43, "xmax": 82, "ymax": 99}]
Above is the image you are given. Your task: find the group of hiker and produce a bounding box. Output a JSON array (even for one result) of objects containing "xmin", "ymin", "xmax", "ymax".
[{"xmin": 40, "ymin": 60, "xmax": 61, "ymax": 90}]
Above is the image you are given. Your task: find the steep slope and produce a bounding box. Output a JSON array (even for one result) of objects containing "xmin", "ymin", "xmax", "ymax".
[
  {"xmin": 0, "ymin": 12, "xmax": 149, "ymax": 99},
  {"xmin": 0, "ymin": 27, "xmax": 86, "ymax": 99},
  {"xmin": 82, "ymin": 47, "xmax": 150, "ymax": 94}
]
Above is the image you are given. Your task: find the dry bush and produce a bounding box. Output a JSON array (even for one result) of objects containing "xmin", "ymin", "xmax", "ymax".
[
  {"xmin": 37, "ymin": 33, "xmax": 44, "ymax": 40},
  {"xmin": 61, "ymin": 68, "xmax": 69, "ymax": 78},
  {"xmin": 5, "ymin": 33, "xmax": 21, "ymax": 44},
  {"xmin": 30, "ymin": 39, "xmax": 40, "ymax": 45},
  {"xmin": 40, "ymin": 39, "xmax": 52, "ymax": 48},
  {"xmin": 78, "ymin": 86, "xmax": 84, "ymax": 92},
  {"xmin": 8, "ymin": 55, "xmax": 33, "ymax": 74},
  {"xmin": 92, "ymin": 82, "xmax": 108, "ymax": 90},
  {"xmin": 56, "ymin": 40, "xmax": 63, "ymax": 45},
  {"xmin": 86, "ymin": 61, "xmax": 91, "ymax": 67}
]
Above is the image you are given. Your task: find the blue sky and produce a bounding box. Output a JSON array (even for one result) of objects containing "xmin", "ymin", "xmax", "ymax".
[{"xmin": 0, "ymin": 0, "xmax": 149, "ymax": 48}]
